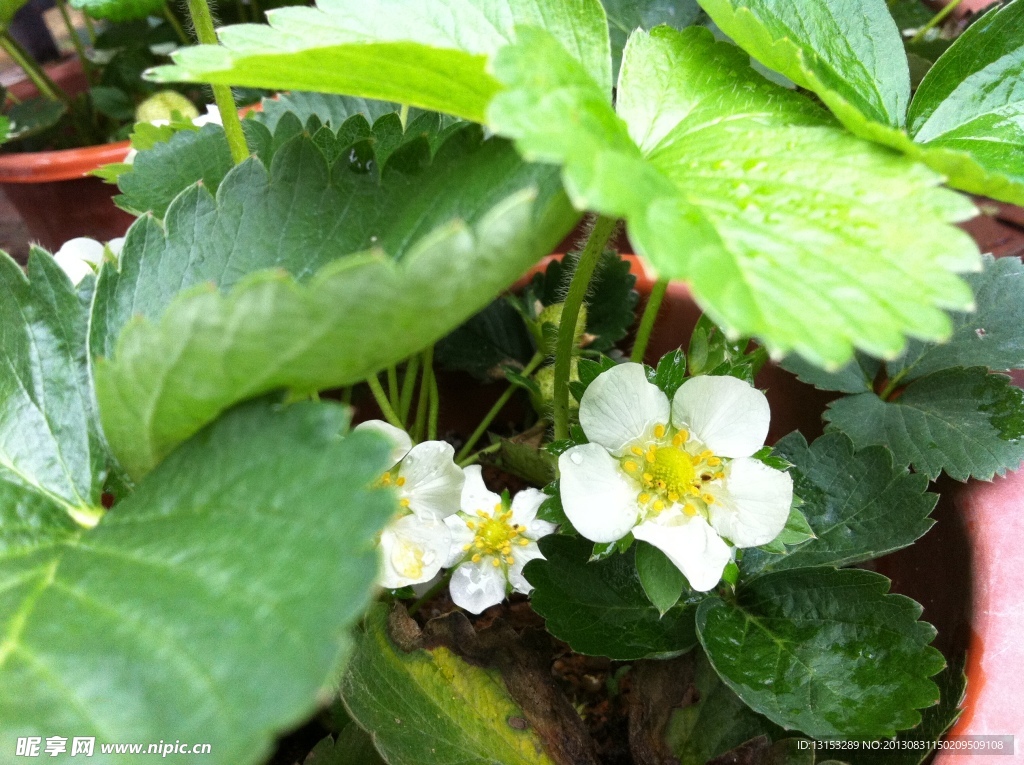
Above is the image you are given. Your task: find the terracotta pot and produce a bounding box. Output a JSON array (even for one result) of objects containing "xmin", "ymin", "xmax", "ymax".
[{"xmin": 0, "ymin": 58, "xmax": 133, "ymax": 251}]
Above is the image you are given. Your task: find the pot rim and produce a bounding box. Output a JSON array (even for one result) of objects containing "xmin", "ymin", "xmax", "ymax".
[{"xmin": 0, "ymin": 141, "xmax": 132, "ymax": 184}]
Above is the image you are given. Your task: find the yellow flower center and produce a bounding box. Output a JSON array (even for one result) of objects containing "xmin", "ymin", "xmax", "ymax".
[
  {"xmin": 620, "ymin": 424, "xmax": 725, "ymax": 518},
  {"xmin": 390, "ymin": 539, "xmax": 427, "ymax": 580},
  {"xmin": 463, "ymin": 503, "xmax": 531, "ymax": 567},
  {"xmin": 379, "ymin": 472, "xmax": 410, "ymax": 508}
]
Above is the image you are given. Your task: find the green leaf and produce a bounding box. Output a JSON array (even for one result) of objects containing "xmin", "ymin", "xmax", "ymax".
[
  {"xmin": 91, "ymin": 130, "xmax": 575, "ymax": 479},
  {"xmin": 906, "ymin": 0, "xmax": 1024, "ymax": 204},
  {"xmin": 697, "ymin": 568, "xmax": 944, "ymax": 738},
  {"xmin": 70, "ymin": 0, "xmax": 163, "ymax": 21},
  {"xmin": 650, "ymin": 349, "xmax": 687, "ymax": 397},
  {"xmin": 525, "ymin": 535, "xmax": 698, "ymax": 660},
  {"xmin": 780, "ymin": 352, "xmax": 879, "ymax": 394},
  {"xmin": 635, "ymin": 540, "xmax": 686, "ymax": 615},
  {"xmin": 889, "ymin": 254, "xmax": 1024, "ymax": 382},
  {"xmin": 340, "ymin": 604, "xmax": 555, "ymax": 765},
  {"xmin": 255, "ymin": 92, "xmax": 405, "ymax": 132},
  {"xmin": 742, "ymin": 433, "xmax": 935, "ymax": 575},
  {"xmin": 89, "ymin": 86, "xmax": 136, "ymax": 120},
  {"xmin": 825, "ymin": 367, "xmax": 1024, "ymax": 481},
  {"xmin": 435, "ymin": 298, "xmax": 535, "ymax": 381},
  {"xmin": 149, "ymin": 0, "xmax": 612, "ymax": 124},
  {"xmin": 482, "ymin": 433, "xmax": 558, "ymax": 487},
  {"xmin": 0, "ymin": 250, "xmax": 107, "ymax": 527},
  {"xmin": 602, "ymin": 0, "xmax": 702, "ymax": 78},
  {"xmin": 491, "ymin": 23, "xmax": 979, "ymax": 368},
  {"xmin": 4, "ymin": 98, "xmax": 67, "ymax": 142},
  {"xmin": 0, "ymin": 401, "xmax": 394, "ymax": 765},
  {"xmin": 666, "ymin": 652, "xmax": 782, "ymax": 765},
  {"xmin": 116, "ymin": 124, "xmax": 236, "ymax": 217},
  {"xmin": 304, "ymin": 729, "xmax": 386, "ymax": 765},
  {"xmin": 697, "ymin": 0, "xmax": 911, "ymax": 128}
]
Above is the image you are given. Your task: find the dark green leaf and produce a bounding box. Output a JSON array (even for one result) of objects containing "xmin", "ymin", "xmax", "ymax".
[
  {"xmin": 340, "ymin": 604, "xmax": 555, "ymax": 765},
  {"xmin": 780, "ymin": 353, "xmax": 879, "ymax": 394},
  {"xmin": 0, "ymin": 401, "xmax": 394, "ymax": 765},
  {"xmin": 825, "ymin": 368, "xmax": 1024, "ymax": 481},
  {"xmin": 887, "ymin": 0, "xmax": 935, "ymax": 31},
  {"xmin": 666, "ymin": 651, "xmax": 783, "ymax": 765},
  {"xmin": 482, "ymin": 433, "xmax": 558, "ymax": 487},
  {"xmin": 435, "ymin": 298, "xmax": 535, "ymax": 381},
  {"xmin": 4, "ymin": 98, "xmax": 66, "ymax": 141},
  {"xmin": 651, "ymin": 349, "xmax": 687, "ymax": 397},
  {"xmin": 635, "ymin": 540, "xmax": 686, "ymax": 615},
  {"xmin": 303, "ymin": 728, "xmax": 386, "ymax": 765},
  {"xmin": 603, "ymin": 0, "xmax": 702, "ymax": 78},
  {"xmin": 89, "ymin": 86, "xmax": 136, "ymax": 121},
  {"xmin": 697, "ymin": 568, "xmax": 944, "ymax": 738},
  {"xmin": 255, "ymin": 92, "xmax": 403, "ymax": 133},
  {"xmin": 583, "ymin": 250, "xmax": 639, "ymax": 351},
  {"xmin": 70, "ymin": 0, "xmax": 164, "ymax": 21},
  {"xmin": 91, "ymin": 129, "xmax": 574, "ymax": 478},
  {"xmin": 698, "ymin": 0, "xmax": 911, "ymax": 128},
  {"xmin": 0, "ymin": 250, "xmax": 108, "ymax": 527},
  {"xmin": 743, "ymin": 433, "xmax": 935, "ymax": 574},
  {"xmin": 525, "ymin": 535, "xmax": 698, "ymax": 660}
]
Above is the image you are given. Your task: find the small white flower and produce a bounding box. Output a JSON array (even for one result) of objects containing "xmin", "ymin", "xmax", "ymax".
[
  {"xmin": 444, "ymin": 466, "xmax": 557, "ymax": 614},
  {"xmin": 558, "ymin": 363, "xmax": 792, "ymax": 592},
  {"xmin": 191, "ymin": 104, "xmax": 222, "ymax": 128},
  {"xmin": 355, "ymin": 420, "xmax": 465, "ymax": 588},
  {"xmin": 53, "ymin": 237, "xmax": 107, "ymax": 286}
]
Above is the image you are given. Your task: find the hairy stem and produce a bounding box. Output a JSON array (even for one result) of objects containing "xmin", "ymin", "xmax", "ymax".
[
  {"xmin": 163, "ymin": 3, "xmax": 190, "ymax": 45},
  {"xmin": 56, "ymin": 0, "xmax": 96, "ymax": 82},
  {"xmin": 0, "ymin": 32, "xmax": 74, "ymax": 107},
  {"xmin": 552, "ymin": 216, "xmax": 617, "ymax": 441},
  {"xmin": 910, "ymin": 0, "xmax": 966, "ymax": 43},
  {"xmin": 185, "ymin": 0, "xmax": 249, "ymax": 164},
  {"xmin": 631, "ymin": 277, "xmax": 668, "ymax": 364}
]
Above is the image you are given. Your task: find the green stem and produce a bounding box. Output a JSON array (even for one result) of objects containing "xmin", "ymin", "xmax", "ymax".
[
  {"xmin": 185, "ymin": 0, "xmax": 249, "ymax": 164},
  {"xmin": 387, "ymin": 366, "xmax": 400, "ymax": 411},
  {"xmin": 233, "ymin": 0, "xmax": 247, "ymax": 23},
  {"xmin": 163, "ymin": 3, "xmax": 190, "ymax": 45},
  {"xmin": 455, "ymin": 351, "xmax": 544, "ymax": 463},
  {"xmin": 428, "ymin": 373, "xmax": 440, "ymax": 441},
  {"xmin": 631, "ymin": 277, "xmax": 668, "ymax": 363},
  {"xmin": 552, "ymin": 216, "xmax": 617, "ymax": 441},
  {"xmin": 56, "ymin": 0, "xmax": 95, "ymax": 82},
  {"xmin": 367, "ymin": 375, "xmax": 405, "ymax": 429},
  {"xmin": 879, "ymin": 369, "xmax": 908, "ymax": 401},
  {"xmin": 82, "ymin": 13, "xmax": 97, "ymax": 44},
  {"xmin": 458, "ymin": 442, "xmax": 501, "ymax": 468},
  {"xmin": 407, "ymin": 569, "xmax": 454, "ymax": 616},
  {"xmin": 248, "ymin": 0, "xmax": 262, "ymax": 22},
  {"xmin": 0, "ymin": 32, "xmax": 74, "ymax": 107},
  {"xmin": 910, "ymin": 0, "xmax": 966, "ymax": 43},
  {"xmin": 399, "ymin": 355, "xmax": 420, "ymax": 424},
  {"xmin": 413, "ymin": 346, "xmax": 434, "ymax": 442}
]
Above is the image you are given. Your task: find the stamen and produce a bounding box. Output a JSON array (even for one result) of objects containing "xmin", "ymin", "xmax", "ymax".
[
  {"xmin": 492, "ymin": 558, "xmax": 501, "ymax": 568},
  {"xmin": 654, "ymin": 424, "xmax": 666, "ymax": 439},
  {"xmin": 623, "ymin": 460, "xmax": 639, "ymax": 473},
  {"xmin": 644, "ymin": 450, "xmax": 656, "ymax": 464},
  {"xmin": 638, "ymin": 492, "xmax": 651, "ymax": 504},
  {"xmin": 395, "ymin": 476, "xmax": 407, "ymax": 486},
  {"xmin": 707, "ymin": 457, "xmax": 721, "ymax": 467},
  {"xmin": 472, "ymin": 554, "xmax": 481, "ymax": 563},
  {"xmin": 702, "ymin": 493, "xmax": 715, "ymax": 505},
  {"xmin": 642, "ymin": 472, "xmax": 654, "ymax": 484},
  {"xmin": 631, "ymin": 446, "xmax": 644, "ymax": 456},
  {"xmin": 683, "ymin": 504, "xmax": 698, "ymax": 516},
  {"xmin": 668, "ymin": 492, "xmax": 679, "ymax": 502},
  {"xmin": 399, "ymin": 498, "xmax": 410, "ymax": 508},
  {"xmin": 518, "ymin": 538, "xmax": 530, "ymax": 546},
  {"xmin": 504, "ymin": 555, "xmax": 515, "ymax": 565}
]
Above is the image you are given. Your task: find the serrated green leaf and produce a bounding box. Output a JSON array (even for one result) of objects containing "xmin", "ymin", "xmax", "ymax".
[
  {"xmin": 772, "ymin": 504, "xmax": 814, "ymax": 546},
  {"xmin": 697, "ymin": 568, "xmax": 944, "ymax": 738},
  {"xmin": 435, "ymin": 298, "xmax": 535, "ymax": 381},
  {"xmin": 91, "ymin": 130, "xmax": 574, "ymax": 479},
  {"xmin": 491, "ymin": 23, "xmax": 978, "ymax": 368},
  {"xmin": 4, "ymin": 98, "xmax": 67, "ymax": 142},
  {"xmin": 340, "ymin": 604, "xmax": 555, "ymax": 765},
  {"xmin": 651, "ymin": 349, "xmax": 687, "ymax": 397},
  {"xmin": 0, "ymin": 401, "xmax": 393, "ymax": 765},
  {"xmin": 0, "ymin": 250, "xmax": 107, "ymax": 527},
  {"xmin": 666, "ymin": 652, "xmax": 782, "ymax": 765},
  {"xmin": 525, "ymin": 535, "xmax": 698, "ymax": 660},
  {"xmin": 149, "ymin": 0, "xmax": 612, "ymax": 123},
  {"xmin": 742, "ymin": 433, "xmax": 935, "ymax": 575},
  {"xmin": 780, "ymin": 353, "xmax": 880, "ymax": 394},
  {"xmin": 825, "ymin": 367, "xmax": 1024, "ymax": 481},
  {"xmin": 635, "ymin": 540, "xmax": 686, "ymax": 615},
  {"xmin": 304, "ymin": 729, "xmax": 385, "ymax": 765},
  {"xmin": 255, "ymin": 92, "xmax": 404, "ymax": 132},
  {"xmin": 603, "ymin": 0, "xmax": 702, "ymax": 78},
  {"xmin": 889, "ymin": 255, "xmax": 1024, "ymax": 382},
  {"xmin": 697, "ymin": 0, "xmax": 911, "ymax": 128},
  {"xmin": 69, "ymin": 0, "xmax": 163, "ymax": 21}
]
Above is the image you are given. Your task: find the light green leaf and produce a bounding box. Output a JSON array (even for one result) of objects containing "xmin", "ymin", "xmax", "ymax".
[
  {"xmin": 148, "ymin": 0, "xmax": 612, "ymax": 124},
  {"xmin": 524, "ymin": 535, "xmax": 698, "ymax": 660},
  {"xmin": 492, "ymin": 24, "xmax": 979, "ymax": 368},
  {"xmin": 0, "ymin": 250, "xmax": 107, "ymax": 527},
  {"xmin": 91, "ymin": 130, "xmax": 575, "ymax": 478},
  {"xmin": 696, "ymin": 0, "xmax": 911, "ymax": 128},
  {"xmin": 69, "ymin": 0, "xmax": 163, "ymax": 21},
  {"xmin": 742, "ymin": 433, "xmax": 936, "ymax": 575},
  {"xmin": 340, "ymin": 604, "xmax": 555, "ymax": 765},
  {"xmin": 697, "ymin": 568, "xmax": 944, "ymax": 738},
  {"xmin": 825, "ymin": 367, "xmax": 1024, "ymax": 481},
  {"xmin": 0, "ymin": 401, "xmax": 394, "ymax": 765}
]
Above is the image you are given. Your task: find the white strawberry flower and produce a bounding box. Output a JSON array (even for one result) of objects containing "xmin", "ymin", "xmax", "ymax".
[
  {"xmin": 53, "ymin": 237, "xmax": 111, "ymax": 286},
  {"xmin": 355, "ymin": 420, "xmax": 464, "ymax": 589},
  {"xmin": 443, "ymin": 466, "xmax": 557, "ymax": 614},
  {"xmin": 557, "ymin": 363, "xmax": 793, "ymax": 592}
]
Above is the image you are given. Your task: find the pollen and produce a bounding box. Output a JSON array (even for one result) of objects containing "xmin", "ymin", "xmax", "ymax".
[
  {"xmin": 467, "ymin": 503, "xmax": 525, "ymax": 568},
  {"xmin": 702, "ymin": 493, "xmax": 716, "ymax": 505},
  {"xmin": 395, "ymin": 476, "xmax": 407, "ymax": 486},
  {"xmin": 399, "ymin": 498, "xmax": 410, "ymax": 508},
  {"xmin": 623, "ymin": 460, "xmax": 639, "ymax": 473},
  {"xmin": 638, "ymin": 492, "xmax": 651, "ymax": 504},
  {"xmin": 654, "ymin": 423, "xmax": 666, "ymax": 439},
  {"xmin": 631, "ymin": 446, "xmax": 644, "ymax": 456}
]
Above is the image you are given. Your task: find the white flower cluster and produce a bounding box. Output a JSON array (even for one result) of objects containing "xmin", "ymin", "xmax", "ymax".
[
  {"xmin": 53, "ymin": 237, "xmax": 125, "ymax": 286},
  {"xmin": 356, "ymin": 420, "xmax": 555, "ymax": 614}
]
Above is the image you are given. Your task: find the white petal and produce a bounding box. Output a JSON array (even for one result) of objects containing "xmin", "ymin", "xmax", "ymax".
[
  {"xmin": 579, "ymin": 362, "xmax": 670, "ymax": 454},
  {"xmin": 708, "ymin": 457, "xmax": 793, "ymax": 548},
  {"xmin": 508, "ymin": 540, "xmax": 544, "ymax": 594},
  {"xmin": 672, "ymin": 375, "xmax": 770, "ymax": 458},
  {"xmin": 398, "ymin": 441, "xmax": 464, "ymax": 520},
  {"xmin": 633, "ymin": 512, "xmax": 732, "ymax": 592},
  {"xmin": 55, "ymin": 237, "xmax": 105, "ymax": 266},
  {"xmin": 460, "ymin": 465, "xmax": 502, "ymax": 515},
  {"xmin": 354, "ymin": 419, "xmax": 412, "ymax": 468},
  {"xmin": 558, "ymin": 444, "xmax": 640, "ymax": 543},
  {"xmin": 53, "ymin": 253, "xmax": 93, "ymax": 287},
  {"xmin": 106, "ymin": 237, "xmax": 126, "ymax": 257},
  {"xmin": 443, "ymin": 514, "xmax": 474, "ymax": 568},
  {"xmin": 449, "ymin": 559, "xmax": 506, "ymax": 614},
  {"xmin": 510, "ymin": 488, "xmax": 556, "ymax": 538},
  {"xmin": 377, "ymin": 515, "xmax": 450, "ymax": 589}
]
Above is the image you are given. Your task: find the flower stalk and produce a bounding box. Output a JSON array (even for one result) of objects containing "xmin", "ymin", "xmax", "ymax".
[
  {"xmin": 0, "ymin": 32, "xmax": 74, "ymax": 108},
  {"xmin": 631, "ymin": 277, "xmax": 668, "ymax": 363},
  {"xmin": 552, "ymin": 215, "xmax": 617, "ymax": 441}
]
